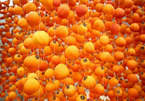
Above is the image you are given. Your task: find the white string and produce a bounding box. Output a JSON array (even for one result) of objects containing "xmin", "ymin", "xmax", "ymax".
[
  {"xmin": 141, "ymin": 1, "xmax": 144, "ymax": 68},
  {"xmin": 116, "ymin": 1, "xmax": 120, "ymax": 101},
  {"xmin": 37, "ymin": 1, "xmax": 41, "ymax": 100},
  {"xmin": 102, "ymin": 0, "xmax": 106, "ymax": 100},
  {"xmin": 65, "ymin": 0, "xmax": 69, "ymax": 100}
]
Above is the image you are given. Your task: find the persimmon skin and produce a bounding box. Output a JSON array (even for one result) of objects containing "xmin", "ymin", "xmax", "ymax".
[
  {"xmin": 110, "ymin": 23, "xmax": 120, "ymax": 34},
  {"xmin": 128, "ymin": 88, "xmax": 138, "ymax": 98},
  {"xmin": 13, "ymin": 6, "xmax": 24, "ymax": 15},
  {"xmin": 114, "ymin": 8, "xmax": 125, "ymax": 18},
  {"xmin": 82, "ymin": 76, "xmax": 96, "ymax": 89},
  {"xmin": 57, "ymin": 4, "xmax": 70, "ymax": 19},
  {"xmin": 115, "ymin": 37, "xmax": 126, "ymax": 47},
  {"xmin": 94, "ymin": 84, "xmax": 105, "ymax": 95},
  {"xmin": 114, "ymin": 51, "xmax": 124, "ymax": 61},
  {"xmin": 76, "ymin": 4, "xmax": 88, "ymax": 17},
  {"xmin": 23, "ymin": 78, "xmax": 40, "ymax": 95},
  {"xmin": 127, "ymin": 60, "xmax": 138, "ymax": 70},
  {"xmin": 23, "ymin": 2, "xmax": 37, "ymax": 14},
  {"xmin": 103, "ymin": 4, "xmax": 114, "ymax": 15},
  {"xmin": 26, "ymin": 12, "xmax": 41, "ymax": 28},
  {"xmin": 93, "ymin": 19, "xmax": 104, "ymax": 31},
  {"xmin": 99, "ymin": 35, "xmax": 109, "ymax": 45},
  {"xmin": 130, "ymin": 23, "xmax": 140, "ymax": 32},
  {"xmin": 55, "ymin": 26, "xmax": 68, "ymax": 38},
  {"xmin": 54, "ymin": 64, "xmax": 69, "ymax": 80},
  {"xmin": 8, "ymin": 92, "xmax": 17, "ymax": 101},
  {"xmin": 65, "ymin": 45, "xmax": 79, "ymax": 60}
]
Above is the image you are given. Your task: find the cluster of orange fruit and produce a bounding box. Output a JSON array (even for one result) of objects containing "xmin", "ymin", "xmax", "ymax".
[{"xmin": 0, "ymin": 0, "xmax": 145, "ymax": 101}]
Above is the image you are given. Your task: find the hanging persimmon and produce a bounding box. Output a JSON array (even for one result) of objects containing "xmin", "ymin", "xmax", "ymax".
[
  {"xmin": 64, "ymin": 85, "xmax": 76, "ymax": 97},
  {"xmin": 127, "ymin": 60, "xmax": 138, "ymax": 70},
  {"xmin": 76, "ymin": 4, "xmax": 88, "ymax": 17},
  {"xmin": 65, "ymin": 45, "xmax": 79, "ymax": 60},
  {"xmin": 32, "ymin": 31, "xmax": 50, "ymax": 46},
  {"xmin": 77, "ymin": 23, "xmax": 87, "ymax": 35},
  {"xmin": 84, "ymin": 42, "xmax": 95, "ymax": 53},
  {"xmin": 26, "ymin": 11, "xmax": 41, "ymax": 28},
  {"xmin": 57, "ymin": 4, "xmax": 70, "ymax": 19},
  {"xmin": 99, "ymin": 35, "xmax": 110, "ymax": 45},
  {"xmin": 1, "ymin": 0, "xmax": 145, "ymax": 100},
  {"xmin": 76, "ymin": 94, "xmax": 87, "ymax": 101},
  {"xmin": 55, "ymin": 26, "xmax": 68, "ymax": 38},
  {"xmin": 128, "ymin": 88, "xmax": 138, "ymax": 98},
  {"xmin": 22, "ymin": 2, "xmax": 37, "ymax": 14},
  {"xmin": 23, "ymin": 78, "xmax": 40, "ymax": 95},
  {"xmin": 103, "ymin": 4, "xmax": 114, "ymax": 15},
  {"xmin": 54, "ymin": 64, "xmax": 69, "ymax": 79},
  {"xmin": 82, "ymin": 76, "xmax": 96, "ymax": 89},
  {"xmin": 8, "ymin": 91, "xmax": 17, "ymax": 101}
]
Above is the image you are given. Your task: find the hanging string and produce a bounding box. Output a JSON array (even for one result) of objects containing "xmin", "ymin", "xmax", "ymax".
[
  {"xmin": 53, "ymin": 8, "xmax": 56, "ymax": 56},
  {"xmin": 102, "ymin": 0, "xmax": 106, "ymax": 37},
  {"xmin": 65, "ymin": 0, "xmax": 69, "ymax": 100},
  {"xmin": 115, "ymin": 0, "xmax": 120, "ymax": 101},
  {"xmin": 102, "ymin": 0, "xmax": 106, "ymax": 101},
  {"xmin": 37, "ymin": 0, "xmax": 41, "ymax": 100},
  {"xmin": 142, "ymin": 1, "xmax": 144, "ymax": 35},
  {"xmin": 141, "ymin": 0, "xmax": 144, "ymax": 66},
  {"xmin": 83, "ymin": 0, "xmax": 88, "ymax": 99}
]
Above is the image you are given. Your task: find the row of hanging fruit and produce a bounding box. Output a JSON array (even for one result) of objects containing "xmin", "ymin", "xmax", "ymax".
[{"xmin": 0, "ymin": 0, "xmax": 145, "ymax": 101}]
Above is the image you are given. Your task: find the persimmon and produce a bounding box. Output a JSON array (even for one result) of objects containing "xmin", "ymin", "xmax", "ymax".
[
  {"xmin": 110, "ymin": 23, "xmax": 120, "ymax": 34},
  {"xmin": 103, "ymin": 4, "xmax": 114, "ymax": 15},
  {"xmin": 95, "ymin": 66, "xmax": 105, "ymax": 77},
  {"xmin": 17, "ymin": 67, "xmax": 25, "ymax": 77},
  {"xmin": 84, "ymin": 42, "xmax": 95, "ymax": 53},
  {"xmin": 23, "ymin": 78, "xmax": 40, "ymax": 95},
  {"xmin": 128, "ymin": 88, "xmax": 138, "ymax": 98},
  {"xmin": 114, "ymin": 51, "xmax": 124, "ymax": 61},
  {"xmin": 127, "ymin": 74, "xmax": 138, "ymax": 84},
  {"xmin": 115, "ymin": 37, "xmax": 126, "ymax": 47},
  {"xmin": 65, "ymin": 45, "xmax": 79, "ymax": 60},
  {"xmin": 57, "ymin": 4, "xmax": 70, "ymax": 19},
  {"xmin": 130, "ymin": 23, "xmax": 140, "ymax": 32},
  {"xmin": 99, "ymin": 35, "xmax": 110, "ymax": 45},
  {"xmin": 82, "ymin": 76, "xmax": 96, "ymax": 89},
  {"xmin": 76, "ymin": 94, "xmax": 87, "ymax": 101},
  {"xmin": 26, "ymin": 12, "xmax": 41, "ymax": 28},
  {"xmin": 108, "ymin": 77, "xmax": 118, "ymax": 88},
  {"xmin": 64, "ymin": 85, "xmax": 76, "ymax": 97},
  {"xmin": 46, "ymin": 82, "xmax": 55, "ymax": 92},
  {"xmin": 32, "ymin": 31, "xmax": 50, "ymax": 46},
  {"xmin": 54, "ymin": 64, "xmax": 69, "ymax": 79},
  {"xmin": 76, "ymin": 4, "xmax": 88, "ymax": 17},
  {"xmin": 127, "ymin": 60, "xmax": 138, "ymax": 70},
  {"xmin": 93, "ymin": 19, "xmax": 104, "ymax": 31},
  {"xmin": 23, "ymin": 2, "xmax": 36, "ymax": 14},
  {"xmin": 8, "ymin": 92, "xmax": 17, "ymax": 101},
  {"xmin": 114, "ymin": 87, "xmax": 123, "ymax": 97},
  {"xmin": 55, "ymin": 26, "xmax": 68, "ymax": 38},
  {"xmin": 114, "ymin": 8, "xmax": 125, "ymax": 18},
  {"xmin": 13, "ymin": 6, "xmax": 24, "ymax": 15},
  {"xmin": 77, "ymin": 23, "xmax": 87, "ymax": 35},
  {"xmin": 1, "ymin": 0, "xmax": 145, "ymax": 100},
  {"xmin": 94, "ymin": 84, "xmax": 105, "ymax": 95}
]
